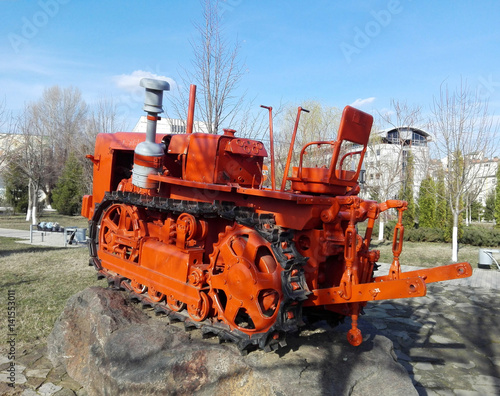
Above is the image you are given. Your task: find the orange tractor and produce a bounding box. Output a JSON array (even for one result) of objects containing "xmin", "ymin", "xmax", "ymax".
[{"xmin": 82, "ymin": 79, "xmax": 472, "ymax": 351}]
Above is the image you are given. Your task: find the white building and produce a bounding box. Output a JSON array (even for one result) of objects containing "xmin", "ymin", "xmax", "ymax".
[
  {"xmin": 361, "ymin": 125, "xmax": 499, "ymax": 219},
  {"xmin": 463, "ymin": 154, "xmax": 498, "ymax": 207},
  {"xmin": 0, "ymin": 133, "xmax": 24, "ymax": 200},
  {"xmin": 132, "ymin": 116, "xmax": 210, "ymax": 134},
  {"xmin": 362, "ymin": 127, "xmax": 431, "ymax": 202}
]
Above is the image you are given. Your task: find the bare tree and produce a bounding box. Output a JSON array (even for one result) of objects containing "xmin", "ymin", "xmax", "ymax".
[
  {"xmin": 274, "ymin": 101, "xmax": 342, "ymax": 189},
  {"xmin": 8, "ymin": 86, "xmax": 88, "ymax": 223},
  {"xmin": 29, "ymin": 86, "xmax": 87, "ymax": 192},
  {"xmin": 431, "ymin": 80, "xmax": 498, "ymax": 262},
  {"xmin": 236, "ymin": 98, "xmax": 283, "ymax": 141},
  {"xmin": 363, "ymin": 100, "xmax": 426, "ymax": 240},
  {"xmin": 170, "ymin": 0, "xmax": 245, "ymax": 134},
  {"xmin": 79, "ymin": 96, "xmax": 124, "ymax": 194},
  {"xmin": 0, "ymin": 98, "xmax": 16, "ymax": 169},
  {"xmin": 11, "ymin": 106, "xmax": 48, "ymax": 224},
  {"xmin": 86, "ymin": 95, "xmax": 122, "ymax": 135}
]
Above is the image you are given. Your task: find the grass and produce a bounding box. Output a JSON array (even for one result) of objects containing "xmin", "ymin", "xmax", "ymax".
[
  {"xmin": 357, "ymin": 221, "xmax": 486, "ymax": 268},
  {"xmin": 0, "ymin": 212, "xmax": 89, "ymax": 230},
  {"xmin": 372, "ymin": 239, "xmax": 480, "ymax": 268},
  {"xmin": 0, "ymin": 236, "xmax": 106, "ymax": 349}
]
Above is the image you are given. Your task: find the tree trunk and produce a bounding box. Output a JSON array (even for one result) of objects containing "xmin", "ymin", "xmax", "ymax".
[
  {"xmin": 26, "ymin": 181, "xmax": 32, "ymax": 222},
  {"xmin": 452, "ymin": 211, "xmax": 459, "ymax": 262},
  {"xmin": 378, "ymin": 219, "xmax": 385, "ymax": 241},
  {"xmin": 31, "ymin": 181, "xmax": 40, "ymax": 225},
  {"xmin": 25, "ymin": 179, "xmax": 39, "ymax": 225},
  {"xmin": 25, "ymin": 207, "xmax": 32, "ymax": 222},
  {"xmin": 32, "ymin": 202, "xmax": 38, "ymax": 226}
]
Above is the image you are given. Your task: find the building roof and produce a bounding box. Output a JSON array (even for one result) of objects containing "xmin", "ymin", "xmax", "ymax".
[
  {"xmin": 372, "ymin": 126, "xmax": 433, "ymax": 147},
  {"xmin": 374, "ymin": 126, "xmax": 432, "ymax": 140}
]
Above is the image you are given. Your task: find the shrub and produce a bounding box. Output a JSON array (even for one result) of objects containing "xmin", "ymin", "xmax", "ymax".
[
  {"xmin": 51, "ymin": 153, "xmax": 85, "ymax": 215},
  {"xmin": 4, "ymin": 161, "xmax": 29, "ymax": 214},
  {"xmin": 404, "ymin": 227, "xmax": 445, "ymax": 243},
  {"xmin": 378, "ymin": 219, "xmax": 500, "ymax": 247},
  {"xmin": 460, "ymin": 227, "xmax": 500, "ymax": 247},
  {"xmin": 384, "ymin": 222, "xmax": 445, "ymax": 243}
]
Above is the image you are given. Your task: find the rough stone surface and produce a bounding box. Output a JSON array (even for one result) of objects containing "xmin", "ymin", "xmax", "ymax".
[
  {"xmin": 47, "ymin": 287, "xmax": 417, "ymax": 396},
  {"xmin": 37, "ymin": 382, "xmax": 62, "ymax": 396}
]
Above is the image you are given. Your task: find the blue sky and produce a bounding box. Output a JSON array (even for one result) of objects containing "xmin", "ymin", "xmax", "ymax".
[{"xmin": 1, "ymin": 0, "xmax": 500, "ymax": 129}]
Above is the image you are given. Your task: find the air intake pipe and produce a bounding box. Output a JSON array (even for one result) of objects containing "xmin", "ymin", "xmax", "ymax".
[{"xmin": 132, "ymin": 78, "xmax": 170, "ymax": 189}]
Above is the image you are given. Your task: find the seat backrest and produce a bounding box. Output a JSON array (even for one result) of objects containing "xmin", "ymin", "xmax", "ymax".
[
  {"xmin": 327, "ymin": 106, "xmax": 373, "ymax": 184},
  {"xmin": 337, "ymin": 105, "xmax": 373, "ymax": 146}
]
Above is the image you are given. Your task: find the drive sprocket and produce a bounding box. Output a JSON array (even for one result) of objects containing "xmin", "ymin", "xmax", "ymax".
[{"xmin": 209, "ymin": 224, "xmax": 283, "ymax": 334}]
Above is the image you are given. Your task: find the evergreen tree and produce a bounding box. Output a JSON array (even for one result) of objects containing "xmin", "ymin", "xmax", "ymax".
[
  {"xmin": 495, "ymin": 164, "xmax": 500, "ymax": 226},
  {"xmin": 418, "ymin": 176, "xmax": 436, "ymax": 228},
  {"xmin": 51, "ymin": 153, "xmax": 85, "ymax": 215},
  {"xmin": 4, "ymin": 160, "xmax": 29, "ymax": 214},
  {"xmin": 470, "ymin": 200, "xmax": 483, "ymax": 221},
  {"xmin": 484, "ymin": 192, "xmax": 495, "ymax": 222},
  {"xmin": 435, "ymin": 173, "xmax": 448, "ymax": 229},
  {"xmin": 399, "ymin": 152, "xmax": 415, "ymax": 228}
]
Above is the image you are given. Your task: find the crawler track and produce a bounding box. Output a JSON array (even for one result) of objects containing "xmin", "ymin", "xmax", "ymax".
[{"xmin": 88, "ymin": 191, "xmax": 311, "ymax": 352}]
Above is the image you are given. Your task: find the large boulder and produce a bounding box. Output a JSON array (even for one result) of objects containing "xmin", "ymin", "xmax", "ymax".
[{"xmin": 48, "ymin": 287, "xmax": 417, "ymax": 396}]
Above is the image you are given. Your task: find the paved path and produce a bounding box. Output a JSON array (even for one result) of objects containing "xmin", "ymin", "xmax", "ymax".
[
  {"xmin": 0, "ymin": 228, "xmax": 31, "ymax": 239},
  {"xmin": 0, "ymin": 227, "xmax": 85, "ymax": 248},
  {"xmin": 368, "ymin": 262, "xmax": 500, "ymax": 395}
]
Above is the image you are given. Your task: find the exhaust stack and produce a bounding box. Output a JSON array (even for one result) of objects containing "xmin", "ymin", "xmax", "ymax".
[
  {"xmin": 132, "ymin": 78, "xmax": 170, "ymax": 189},
  {"xmin": 186, "ymin": 84, "xmax": 196, "ymax": 134}
]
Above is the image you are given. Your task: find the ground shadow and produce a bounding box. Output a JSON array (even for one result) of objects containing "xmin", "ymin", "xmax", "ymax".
[{"xmin": 0, "ymin": 245, "xmax": 67, "ymax": 258}]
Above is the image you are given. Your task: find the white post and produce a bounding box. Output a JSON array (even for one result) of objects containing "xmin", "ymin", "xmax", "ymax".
[
  {"xmin": 378, "ymin": 219, "xmax": 385, "ymax": 241},
  {"xmin": 26, "ymin": 181, "xmax": 32, "ymax": 222},
  {"xmin": 452, "ymin": 226, "xmax": 458, "ymax": 262},
  {"xmin": 32, "ymin": 204, "xmax": 37, "ymax": 225}
]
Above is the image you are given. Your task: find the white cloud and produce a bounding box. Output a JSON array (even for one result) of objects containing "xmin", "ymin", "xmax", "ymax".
[
  {"xmin": 113, "ymin": 70, "xmax": 176, "ymax": 94},
  {"xmin": 350, "ymin": 97, "xmax": 376, "ymax": 108}
]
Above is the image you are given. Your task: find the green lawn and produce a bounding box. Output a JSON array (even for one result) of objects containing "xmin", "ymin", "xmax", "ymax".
[
  {"xmin": 0, "ymin": 236, "xmax": 106, "ymax": 348},
  {"xmin": 0, "ymin": 212, "xmax": 89, "ymax": 230},
  {"xmin": 372, "ymin": 239, "xmax": 481, "ymax": 268}
]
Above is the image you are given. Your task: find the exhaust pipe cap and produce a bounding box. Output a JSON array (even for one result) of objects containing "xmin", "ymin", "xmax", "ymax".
[{"xmin": 140, "ymin": 78, "xmax": 170, "ymax": 114}]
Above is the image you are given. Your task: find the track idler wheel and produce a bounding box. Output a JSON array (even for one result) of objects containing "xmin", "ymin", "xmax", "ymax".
[
  {"xmin": 209, "ymin": 224, "xmax": 282, "ymax": 334},
  {"xmin": 187, "ymin": 292, "xmax": 210, "ymax": 321},
  {"xmin": 167, "ymin": 295, "xmax": 186, "ymax": 312},
  {"xmin": 148, "ymin": 286, "xmax": 165, "ymax": 302},
  {"xmin": 130, "ymin": 279, "xmax": 147, "ymax": 294}
]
